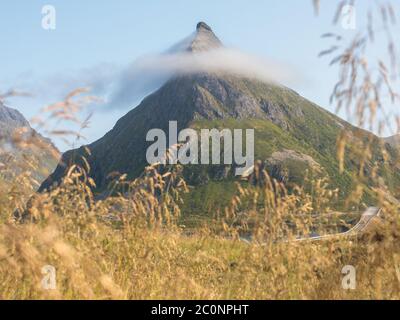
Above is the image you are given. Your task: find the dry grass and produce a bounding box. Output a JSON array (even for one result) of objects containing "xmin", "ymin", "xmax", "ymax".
[{"xmin": 1, "ymin": 161, "xmax": 400, "ymax": 300}]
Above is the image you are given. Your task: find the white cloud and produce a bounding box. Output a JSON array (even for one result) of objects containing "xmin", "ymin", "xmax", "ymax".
[
  {"xmin": 105, "ymin": 47, "xmax": 301, "ymax": 111},
  {"xmin": 7, "ymin": 37, "xmax": 302, "ymax": 113}
]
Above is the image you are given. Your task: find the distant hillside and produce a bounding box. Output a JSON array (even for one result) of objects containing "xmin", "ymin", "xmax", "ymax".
[{"xmin": 0, "ymin": 101, "xmax": 59, "ymax": 189}]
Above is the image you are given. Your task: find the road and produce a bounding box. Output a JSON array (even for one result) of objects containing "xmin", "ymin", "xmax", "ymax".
[
  {"xmin": 239, "ymin": 207, "xmax": 382, "ymax": 245},
  {"xmin": 294, "ymin": 207, "xmax": 381, "ymax": 242}
]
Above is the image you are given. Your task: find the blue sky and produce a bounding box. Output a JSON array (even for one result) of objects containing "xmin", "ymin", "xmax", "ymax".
[{"xmin": 0, "ymin": 0, "xmax": 398, "ymax": 151}]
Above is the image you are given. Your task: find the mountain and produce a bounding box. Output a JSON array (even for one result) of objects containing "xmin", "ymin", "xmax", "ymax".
[
  {"xmin": 39, "ymin": 22, "xmax": 400, "ymax": 214},
  {"xmin": 0, "ymin": 101, "xmax": 30, "ymax": 134},
  {"xmin": 0, "ymin": 101, "xmax": 59, "ymax": 188}
]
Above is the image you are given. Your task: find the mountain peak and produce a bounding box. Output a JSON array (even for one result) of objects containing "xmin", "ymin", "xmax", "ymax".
[
  {"xmin": 188, "ymin": 22, "xmax": 222, "ymax": 52},
  {"xmin": 196, "ymin": 21, "xmax": 213, "ymax": 32},
  {"xmin": 167, "ymin": 22, "xmax": 223, "ymax": 54}
]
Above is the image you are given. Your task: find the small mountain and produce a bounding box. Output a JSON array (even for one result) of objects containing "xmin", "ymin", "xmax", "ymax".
[
  {"xmin": 39, "ymin": 23, "xmax": 400, "ymax": 213},
  {"xmin": 0, "ymin": 101, "xmax": 59, "ymax": 188},
  {"xmin": 0, "ymin": 102, "xmax": 30, "ymax": 134}
]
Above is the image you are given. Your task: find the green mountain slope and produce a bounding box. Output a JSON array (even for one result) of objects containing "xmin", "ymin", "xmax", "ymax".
[{"xmin": 38, "ymin": 23, "xmax": 400, "ymax": 216}]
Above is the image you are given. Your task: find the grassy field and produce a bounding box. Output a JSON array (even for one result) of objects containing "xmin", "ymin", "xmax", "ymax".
[{"xmin": 1, "ymin": 164, "xmax": 400, "ymax": 300}]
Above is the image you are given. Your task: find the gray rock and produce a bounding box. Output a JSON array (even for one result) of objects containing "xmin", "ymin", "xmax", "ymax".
[{"xmin": 0, "ymin": 102, "xmax": 30, "ymax": 137}]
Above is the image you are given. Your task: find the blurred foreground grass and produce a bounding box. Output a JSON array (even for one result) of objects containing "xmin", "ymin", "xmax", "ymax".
[{"xmin": 0, "ymin": 164, "xmax": 399, "ymax": 300}]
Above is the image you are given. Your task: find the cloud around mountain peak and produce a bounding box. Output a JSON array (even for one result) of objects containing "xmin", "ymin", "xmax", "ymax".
[
  {"xmin": 103, "ymin": 22, "xmax": 301, "ymax": 111},
  {"xmin": 10, "ymin": 22, "xmax": 301, "ymax": 114}
]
